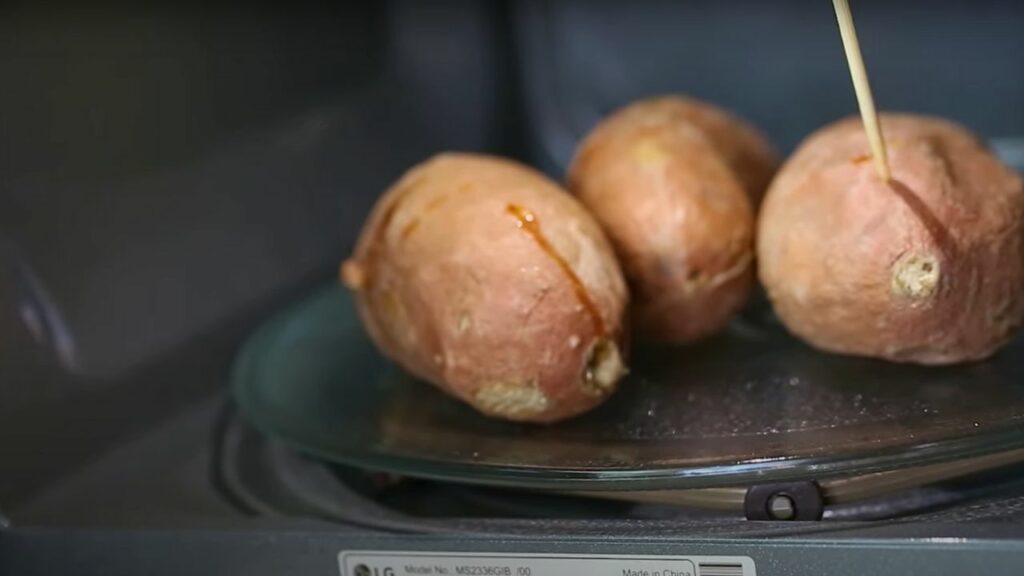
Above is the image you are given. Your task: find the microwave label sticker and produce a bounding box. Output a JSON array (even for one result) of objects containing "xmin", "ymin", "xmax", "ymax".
[{"xmin": 340, "ymin": 551, "xmax": 754, "ymax": 576}]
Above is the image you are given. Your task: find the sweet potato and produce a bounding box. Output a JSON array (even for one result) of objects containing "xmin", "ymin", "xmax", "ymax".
[
  {"xmin": 342, "ymin": 153, "xmax": 629, "ymax": 422},
  {"xmin": 758, "ymin": 114, "xmax": 1024, "ymax": 364},
  {"xmin": 568, "ymin": 96, "xmax": 778, "ymax": 343}
]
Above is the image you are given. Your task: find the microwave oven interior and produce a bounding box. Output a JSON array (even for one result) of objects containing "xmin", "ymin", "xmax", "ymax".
[{"xmin": 5, "ymin": 1, "xmax": 1024, "ymax": 574}]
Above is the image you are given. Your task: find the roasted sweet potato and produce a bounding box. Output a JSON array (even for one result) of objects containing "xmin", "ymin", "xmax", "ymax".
[
  {"xmin": 342, "ymin": 153, "xmax": 629, "ymax": 422},
  {"xmin": 568, "ymin": 96, "xmax": 778, "ymax": 344},
  {"xmin": 758, "ymin": 114, "xmax": 1024, "ymax": 364}
]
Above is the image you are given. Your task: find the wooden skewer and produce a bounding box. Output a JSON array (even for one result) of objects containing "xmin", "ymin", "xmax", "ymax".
[{"xmin": 833, "ymin": 0, "xmax": 891, "ymax": 181}]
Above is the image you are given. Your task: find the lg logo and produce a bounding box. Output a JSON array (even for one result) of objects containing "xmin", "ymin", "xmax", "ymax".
[{"xmin": 354, "ymin": 565, "xmax": 395, "ymax": 576}]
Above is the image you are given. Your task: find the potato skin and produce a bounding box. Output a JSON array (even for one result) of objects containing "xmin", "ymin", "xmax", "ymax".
[
  {"xmin": 567, "ymin": 96, "xmax": 778, "ymax": 344},
  {"xmin": 342, "ymin": 153, "xmax": 629, "ymax": 422},
  {"xmin": 758, "ymin": 114, "xmax": 1024, "ymax": 364}
]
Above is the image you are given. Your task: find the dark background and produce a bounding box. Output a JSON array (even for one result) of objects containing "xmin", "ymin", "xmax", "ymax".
[{"xmin": 2, "ymin": 0, "xmax": 1023, "ymax": 512}]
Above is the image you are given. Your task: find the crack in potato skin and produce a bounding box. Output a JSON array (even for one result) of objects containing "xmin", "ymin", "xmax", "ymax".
[{"xmin": 506, "ymin": 203, "xmax": 606, "ymax": 337}]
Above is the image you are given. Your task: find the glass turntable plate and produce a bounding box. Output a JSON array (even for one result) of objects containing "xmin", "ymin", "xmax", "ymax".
[{"xmin": 232, "ymin": 286, "xmax": 1024, "ymax": 490}]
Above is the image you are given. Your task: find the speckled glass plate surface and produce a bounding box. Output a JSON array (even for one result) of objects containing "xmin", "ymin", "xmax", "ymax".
[{"xmin": 232, "ymin": 286, "xmax": 1024, "ymax": 490}]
